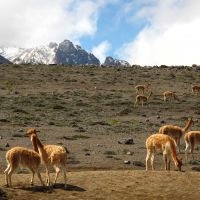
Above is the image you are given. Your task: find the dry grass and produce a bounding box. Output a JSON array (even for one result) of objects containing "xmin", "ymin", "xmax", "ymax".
[{"xmin": 0, "ymin": 64, "xmax": 200, "ymax": 199}]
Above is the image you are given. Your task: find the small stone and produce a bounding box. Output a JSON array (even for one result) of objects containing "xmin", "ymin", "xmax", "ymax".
[
  {"xmin": 126, "ymin": 151, "xmax": 132, "ymax": 155},
  {"xmin": 188, "ymin": 160, "xmax": 200, "ymax": 165},
  {"xmin": 124, "ymin": 160, "xmax": 131, "ymax": 164},
  {"xmin": 0, "ymin": 136, "xmax": 2, "ymax": 139},
  {"xmin": 118, "ymin": 138, "xmax": 134, "ymax": 145},
  {"xmin": 132, "ymin": 161, "xmax": 145, "ymax": 167},
  {"xmin": 160, "ymin": 120, "xmax": 165, "ymax": 124},
  {"xmin": 157, "ymin": 115, "xmax": 160, "ymax": 119},
  {"xmin": 191, "ymin": 166, "xmax": 200, "ymax": 171},
  {"xmin": 85, "ymin": 153, "xmax": 90, "ymax": 156}
]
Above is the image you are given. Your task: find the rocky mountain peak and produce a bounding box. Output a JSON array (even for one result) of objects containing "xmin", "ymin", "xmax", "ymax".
[
  {"xmin": 103, "ymin": 56, "xmax": 130, "ymax": 67},
  {"xmin": 55, "ymin": 40, "xmax": 100, "ymax": 65}
]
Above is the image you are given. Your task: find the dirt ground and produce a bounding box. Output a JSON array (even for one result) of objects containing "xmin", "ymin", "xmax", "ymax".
[
  {"xmin": 0, "ymin": 64, "xmax": 200, "ymax": 199},
  {"xmin": 1, "ymin": 170, "xmax": 200, "ymax": 200}
]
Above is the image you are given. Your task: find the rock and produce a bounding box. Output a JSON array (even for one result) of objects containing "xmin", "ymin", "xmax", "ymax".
[
  {"xmin": 103, "ymin": 56, "xmax": 130, "ymax": 67},
  {"xmin": 132, "ymin": 161, "xmax": 145, "ymax": 167},
  {"xmin": 118, "ymin": 138, "xmax": 134, "ymax": 145},
  {"xmin": 124, "ymin": 160, "xmax": 131, "ymax": 164},
  {"xmin": 5, "ymin": 143, "xmax": 10, "ymax": 147},
  {"xmin": 160, "ymin": 120, "xmax": 165, "ymax": 124},
  {"xmin": 188, "ymin": 160, "xmax": 200, "ymax": 165},
  {"xmin": 55, "ymin": 40, "xmax": 100, "ymax": 65},
  {"xmin": 191, "ymin": 166, "xmax": 200, "ymax": 171},
  {"xmin": 157, "ymin": 115, "xmax": 161, "ymax": 119},
  {"xmin": 85, "ymin": 153, "xmax": 90, "ymax": 156},
  {"xmin": 126, "ymin": 151, "xmax": 133, "ymax": 155},
  {"xmin": 0, "ymin": 136, "xmax": 2, "ymax": 139}
]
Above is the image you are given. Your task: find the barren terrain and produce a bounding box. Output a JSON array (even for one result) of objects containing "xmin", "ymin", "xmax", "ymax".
[{"xmin": 0, "ymin": 64, "xmax": 200, "ymax": 199}]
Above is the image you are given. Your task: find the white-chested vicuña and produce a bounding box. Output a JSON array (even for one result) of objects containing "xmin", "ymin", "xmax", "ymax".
[{"xmin": 146, "ymin": 134, "xmax": 182, "ymax": 171}]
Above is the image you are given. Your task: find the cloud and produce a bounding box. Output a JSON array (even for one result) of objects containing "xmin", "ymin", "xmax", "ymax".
[
  {"xmin": 119, "ymin": 0, "xmax": 200, "ymax": 66},
  {"xmin": 92, "ymin": 41, "xmax": 111, "ymax": 63},
  {"xmin": 0, "ymin": 0, "xmax": 114, "ymax": 47}
]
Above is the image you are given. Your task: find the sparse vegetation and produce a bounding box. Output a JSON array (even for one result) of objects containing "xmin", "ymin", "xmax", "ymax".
[{"xmin": 0, "ymin": 64, "xmax": 200, "ymax": 173}]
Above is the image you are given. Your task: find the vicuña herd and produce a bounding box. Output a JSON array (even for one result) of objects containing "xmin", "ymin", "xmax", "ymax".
[
  {"xmin": 2, "ymin": 83, "xmax": 200, "ymax": 188},
  {"xmin": 134, "ymin": 83, "xmax": 200, "ymax": 106}
]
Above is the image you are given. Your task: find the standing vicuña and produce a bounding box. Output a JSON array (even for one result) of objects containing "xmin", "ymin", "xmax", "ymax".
[
  {"xmin": 163, "ymin": 91, "xmax": 179, "ymax": 102},
  {"xmin": 26, "ymin": 128, "xmax": 67, "ymax": 189},
  {"xmin": 184, "ymin": 131, "xmax": 200, "ymax": 160},
  {"xmin": 191, "ymin": 85, "xmax": 200, "ymax": 95},
  {"xmin": 146, "ymin": 134, "xmax": 182, "ymax": 171},
  {"xmin": 4, "ymin": 147, "xmax": 44, "ymax": 187},
  {"xmin": 135, "ymin": 83, "xmax": 150, "ymax": 94},
  {"xmin": 134, "ymin": 91, "xmax": 152, "ymax": 107},
  {"xmin": 159, "ymin": 118, "xmax": 194, "ymax": 153}
]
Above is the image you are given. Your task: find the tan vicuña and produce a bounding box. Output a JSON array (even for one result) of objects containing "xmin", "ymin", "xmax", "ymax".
[
  {"xmin": 26, "ymin": 128, "xmax": 67, "ymax": 189},
  {"xmin": 184, "ymin": 131, "xmax": 200, "ymax": 160},
  {"xmin": 146, "ymin": 134, "xmax": 182, "ymax": 171},
  {"xmin": 135, "ymin": 83, "xmax": 150, "ymax": 94},
  {"xmin": 4, "ymin": 146, "xmax": 44, "ymax": 187},
  {"xmin": 159, "ymin": 118, "xmax": 194, "ymax": 153},
  {"xmin": 191, "ymin": 85, "xmax": 200, "ymax": 95},
  {"xmin": 163, "ymin": 91, "xmax": 179, "ymax": 102},
  {"xmin": 134, "ymin": 91, "xmax": 152, "ymax": 107}
]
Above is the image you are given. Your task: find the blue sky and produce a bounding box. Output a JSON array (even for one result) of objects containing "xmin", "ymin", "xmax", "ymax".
[
  {"xmin": 1, "ymin": 0, "xmax": 200, "ymax": 65},
  {"xmin": 80, "ymin": 1, "xmax": 147, "ymax": 60}
]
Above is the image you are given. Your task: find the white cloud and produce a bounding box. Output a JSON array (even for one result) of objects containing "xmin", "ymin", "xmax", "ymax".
[
  {"xmin": 0, "ymin": 0, "xmax": 114, "ymax": 47},
  {"xmin": 119, "ymin": 0, "xmax": 200, "ymax": 66},
  {"xmin": 92, "ymin": 41, "xmax": 111, "ymax": 63}
]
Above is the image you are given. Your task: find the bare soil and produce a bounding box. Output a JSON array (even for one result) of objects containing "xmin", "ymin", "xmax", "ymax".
[{"xmin": 0, "ymin": 64, "xmax": 200, "ymax": 199}]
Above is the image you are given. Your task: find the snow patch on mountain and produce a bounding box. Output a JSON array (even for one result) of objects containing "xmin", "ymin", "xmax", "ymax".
[{"xmin": 0, "ymin": 43, "xmax": 58, "ymax": 64}]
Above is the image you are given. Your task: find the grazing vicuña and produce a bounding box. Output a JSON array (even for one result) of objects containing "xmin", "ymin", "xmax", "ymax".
[
  {"xmin": 146, "ymin": 134, "xmax": 182, "ymax": 171},
  {"xmin": 134, "ymin": 91, "xmax": 152, "ymax": 107}
]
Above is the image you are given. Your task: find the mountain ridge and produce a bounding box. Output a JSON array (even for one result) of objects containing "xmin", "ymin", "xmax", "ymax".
[{"xmin": 0, "ymin": 40, "xmax": 130, "ymax": 66}]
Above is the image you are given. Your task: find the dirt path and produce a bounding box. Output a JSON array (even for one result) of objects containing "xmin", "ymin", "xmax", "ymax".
[{"xmin": 0, "ymin": 170, "xmax": 200, "ymax": 200}]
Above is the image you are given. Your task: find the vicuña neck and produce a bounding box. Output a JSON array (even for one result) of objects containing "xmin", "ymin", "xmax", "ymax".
[
  {"xmin": 31, "ymin": 135, "xmax": 39, "ymax": 153},
  {"xmin": 36, "ymin": 137, "xmax": 44, "ymax": 149},
  {"xmin": 183, "ymin": 120, "xmax": 192, "ymax": 132},
  {"xmin": 170, "ymin": 140, "xmax": 179, "ymax": 165}
]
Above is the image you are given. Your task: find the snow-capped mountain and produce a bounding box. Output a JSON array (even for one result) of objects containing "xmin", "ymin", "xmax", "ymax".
[
  {"xmin": 0, "ymin": 54, "xmax": 12, "ymax": 64},
  {"xmin": 0, "ymin": 43, "xmax": 57, "ymax": 64},
  {"xmin": 103, "ymin": 56, "xmax": 130, "ymax": 67},
  {"xmin": 0, "ymin": 40, "xmax": 100, "ymax": 65}
]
